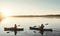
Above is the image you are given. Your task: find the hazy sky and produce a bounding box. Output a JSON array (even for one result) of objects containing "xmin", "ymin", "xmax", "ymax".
[{"xmin": 0, "ymin": 0, "xmax": 60, "ymax": 15}]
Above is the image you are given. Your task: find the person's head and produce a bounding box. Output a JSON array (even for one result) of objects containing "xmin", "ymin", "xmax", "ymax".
[
  {"xmin": 41, "ymin": 24, "xmax": 43, "ymax": 26},
  {"xmin": 15, "ymin": 24, "xmax": 16, "ymax": 25}
]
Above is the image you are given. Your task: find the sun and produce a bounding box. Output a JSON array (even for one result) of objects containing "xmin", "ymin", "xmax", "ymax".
[
  {"xmin": 2, "ymin": 12, "xmax": 10, "ymax": 17},
  {"xmin": 1, "ymin": 10, "xmax": 11, "ymax": 17}
]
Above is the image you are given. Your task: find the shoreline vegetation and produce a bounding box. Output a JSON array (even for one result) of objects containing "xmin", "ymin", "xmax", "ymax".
[{"xmin": 10, "ymin": 14, "xmax": 60, "ymax": 18}]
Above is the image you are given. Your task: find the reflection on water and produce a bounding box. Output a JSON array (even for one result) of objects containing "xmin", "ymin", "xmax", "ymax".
[{"xmin": 0, "ymin": 17, "xmax": 60, "ymax": 36}]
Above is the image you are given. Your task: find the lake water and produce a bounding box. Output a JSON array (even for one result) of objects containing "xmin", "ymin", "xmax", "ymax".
[{"xmin": 0, "ymin": 17, "xmax": 60, "ymax": 36}]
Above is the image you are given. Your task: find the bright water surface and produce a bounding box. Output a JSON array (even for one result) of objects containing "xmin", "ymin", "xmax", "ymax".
[{"xmin": 0, "ymin": 17, "xmax": 60, "ymax": 36}]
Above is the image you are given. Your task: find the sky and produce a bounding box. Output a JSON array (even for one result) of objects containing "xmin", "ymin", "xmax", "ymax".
[{"xmin": 0, "ymin": 0, "xmax": 60, "ymax": 16}]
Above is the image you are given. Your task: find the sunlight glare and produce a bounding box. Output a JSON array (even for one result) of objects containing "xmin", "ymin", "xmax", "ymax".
[{"xmin": 1, "ymin": 9, "xmax": 11, "ymax": 17}]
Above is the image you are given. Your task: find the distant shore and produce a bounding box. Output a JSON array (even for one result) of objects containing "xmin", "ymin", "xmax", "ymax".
[{"xmin": 10, "ymin": 15, "xmax": 60, "ymax": 18}]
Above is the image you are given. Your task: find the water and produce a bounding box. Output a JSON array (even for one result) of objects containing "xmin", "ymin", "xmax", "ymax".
[{"xmin": 0, "ymin": 17, "xmax": 60, "ymax": 36}]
